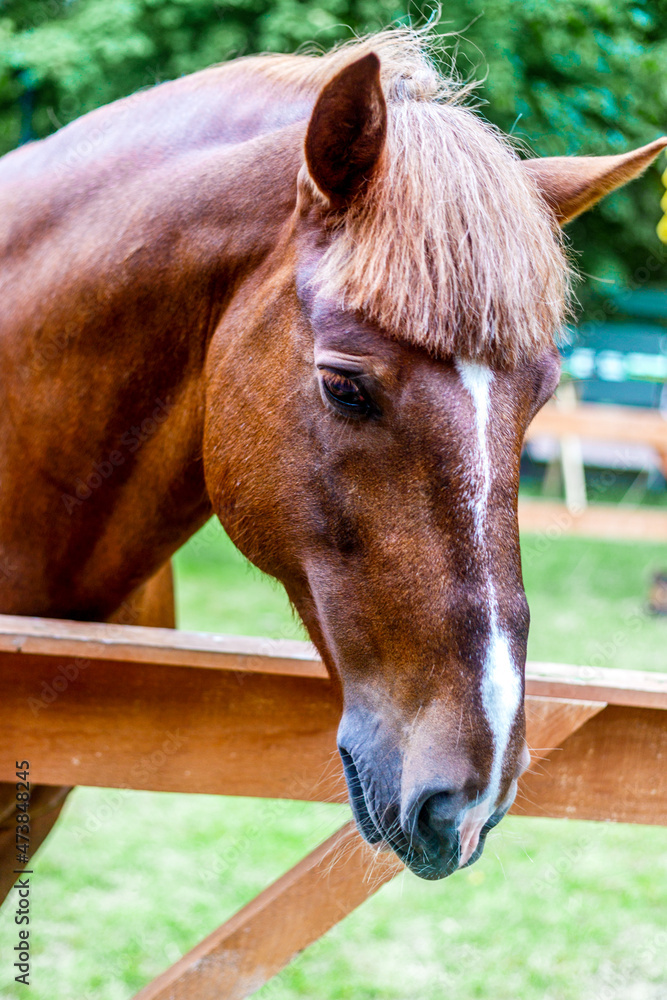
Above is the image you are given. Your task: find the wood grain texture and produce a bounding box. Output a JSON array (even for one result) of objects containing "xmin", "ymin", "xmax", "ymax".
[
  {"xmin": 0, "ymin": 613, "xmax": 324, "ymax": 676},
  {"xmin": 526, "ymin": 401, "xmax": 667, "ymax": 450},
  {"xmin": 0, "ymin": 650, "xmax": 346, "ymax": 801},
  {"xmin": 1, "ymin": 613, "xmax": 664, "ymax": 1000},
  {"xmin": 514, "ymin": 705, "xmax": 667, "ymax": 825},
  {"xmin": 0, "ymin": 615, "xmax": 665, "ymax": 705},
  {"xmin": 0, "ymin": 566, "xmax": 177, "ymax": 907},
  {"xmin": 518, "ymin": 498, "xmax": 667, "ymax": 542},
  {"xmin": 133, "ymin": 822, "xmax": 402, "ymax": 1000},
  {"xmin": 524, "ymin": 696, "xmax": 606, "ymax": 756},
  {"xmin": 525, "ymin": 664, "xmax": 667, "ymax": 710},
  {"xmin": 0, "ymin": 616, "xmax": 665, "ymax": 825},
  {"xmin": 130, "ymin": 697, "xmax": 662, "ymax": 999}
]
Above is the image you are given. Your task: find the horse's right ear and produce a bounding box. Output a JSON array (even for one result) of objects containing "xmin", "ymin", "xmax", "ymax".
[
  {"xmin": 305, "ymin": 52, "xmax": 387, "ymax": 205},
  {"xmin": 522, "ymin": 137, "xmax": 667, "ymax": 224}
]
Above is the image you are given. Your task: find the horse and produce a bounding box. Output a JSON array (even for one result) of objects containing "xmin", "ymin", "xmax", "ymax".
[{"xmin": 0, "ymin": 27, "xmax": 664, "ymax": 887}]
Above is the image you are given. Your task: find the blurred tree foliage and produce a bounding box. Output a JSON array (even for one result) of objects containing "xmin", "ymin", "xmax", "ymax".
[{"xmin": 0, "ymin": 0, "xmax": 666, "ymax": 305}]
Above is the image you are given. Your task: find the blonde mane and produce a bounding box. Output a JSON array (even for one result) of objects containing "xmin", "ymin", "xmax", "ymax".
[{"xmin": 255, "ymin": 29, "xmax": 571, "ymax": 366}]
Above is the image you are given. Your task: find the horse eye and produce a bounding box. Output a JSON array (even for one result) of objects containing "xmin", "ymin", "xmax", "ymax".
[{"xmin": 319, "ymin": 368, "xmax": 375, "ymax": 417}]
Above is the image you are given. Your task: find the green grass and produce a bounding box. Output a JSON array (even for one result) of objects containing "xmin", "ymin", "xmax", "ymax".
[
  {"xmin": 1, "ymin": 793, "xmax": 665, "ymax": 1000},
  {"xmin": 522, "ymin": 532, "xmax": 667, "ymax": 672},
  {"xmin": 1, "ymin": 518, "xmax": 665, "ymax": 999},
  {"xmin": 173, "ymin": 517, "xmax": 304, "ymax": 639}
]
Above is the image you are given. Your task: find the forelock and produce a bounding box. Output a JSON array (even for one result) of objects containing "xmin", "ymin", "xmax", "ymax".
[{"xmin": 258, "ymin": 27, "xmax": 571, "ymax": 367}]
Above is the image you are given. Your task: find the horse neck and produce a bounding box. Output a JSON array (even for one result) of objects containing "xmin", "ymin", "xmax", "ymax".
[{"xmin": 0, "ymin": 68, "xmax": 307, "ymax": 619}]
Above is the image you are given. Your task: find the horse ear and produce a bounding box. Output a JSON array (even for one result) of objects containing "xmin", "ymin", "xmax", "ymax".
[
  {"xmin": 522, "ymin": 137, "xmax": 667, "ymax": 225},
  {"xmin": 305, "ymin": 52, "xmax": 387, "ymax": 204}
]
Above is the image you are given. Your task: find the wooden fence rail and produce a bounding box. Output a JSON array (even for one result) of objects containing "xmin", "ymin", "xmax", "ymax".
[
  {"xmin": 0, "ymin": 613, "xmax": 665, "ymax": 998},
  {"xmin": 520, "ymin": 399, "xmax": 667, "ymax": 540}
]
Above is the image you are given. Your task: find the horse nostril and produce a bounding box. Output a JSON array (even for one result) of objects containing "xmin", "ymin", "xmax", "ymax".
[{"xmin": 417, "ymin": 788, "xmax": 469, "ymax": 839}]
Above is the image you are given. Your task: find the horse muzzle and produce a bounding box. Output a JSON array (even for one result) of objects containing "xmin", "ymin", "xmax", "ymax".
[{"xmin": 337, "ymin": 709, "xmax": 525, "ymax": 880}]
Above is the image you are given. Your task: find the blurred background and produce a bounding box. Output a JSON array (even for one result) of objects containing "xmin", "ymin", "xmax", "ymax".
[{"xmin": 0, "ymin": 2, "xmax": 665, "ymax": 998}]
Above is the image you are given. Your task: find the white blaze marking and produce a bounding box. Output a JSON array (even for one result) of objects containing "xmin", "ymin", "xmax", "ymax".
[
  {"xmin": 481, "ymin": 615, "xmax": 521, "ymax": 807},
  {"xmin": 454, "ymin": 359, "xmax": 521, "ymax": 866},
  {"xmin": 456, "ymin": 360, "xmax": 492, "ymax": 541}
]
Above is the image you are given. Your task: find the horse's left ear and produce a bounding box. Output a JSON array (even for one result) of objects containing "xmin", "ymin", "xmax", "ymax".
[
  {"xmin": 305, "ymin": 52, "xmax": 387, "ymax": 205},
  {"xmin": 522, "ymin": 137, "xmax": 667, "ymax": 225}
]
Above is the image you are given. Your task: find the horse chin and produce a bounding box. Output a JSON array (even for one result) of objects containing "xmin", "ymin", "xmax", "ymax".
[
  {"xmin": 383, "ymin": 836, "xmax": 463, "ymax": 881},
  {"xmin": 396, "ymin": 811, "xmax": 502, "ymax": 880}
]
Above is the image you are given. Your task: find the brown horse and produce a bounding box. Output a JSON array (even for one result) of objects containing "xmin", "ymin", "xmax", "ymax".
[{"xmin": 0, "ymin": 29, "xmax": 664, "ymax": 883}]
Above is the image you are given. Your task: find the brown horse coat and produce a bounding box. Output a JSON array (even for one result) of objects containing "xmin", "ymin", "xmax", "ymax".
[{"xmin": 1, "ymin": 29, "xmax": 663, "ymax": 877}]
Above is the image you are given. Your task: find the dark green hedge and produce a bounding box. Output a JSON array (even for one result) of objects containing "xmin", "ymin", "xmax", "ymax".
[{"xmin": 2, "ymin": 0, "xmax": 666, "ymax": 305}]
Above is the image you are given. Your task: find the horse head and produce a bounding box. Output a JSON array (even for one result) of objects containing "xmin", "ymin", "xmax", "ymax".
[{"xmin": 204, "ymin": 45, "xmax": 666, "ymax": 878}]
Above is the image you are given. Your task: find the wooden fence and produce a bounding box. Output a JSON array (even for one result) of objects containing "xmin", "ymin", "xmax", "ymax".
[
  {"xmin": 0, "ymin": 613, "xmax": 665, "ymax": 998},
  {"xmin": 521, "ymin": 399, "xmax": 667, "ymax": 540}
]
